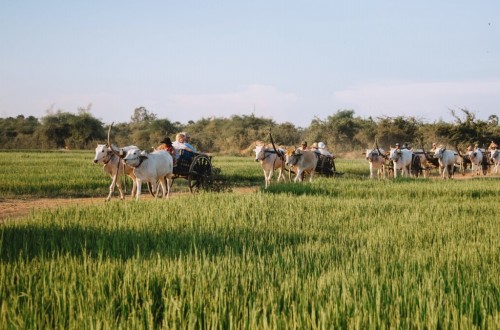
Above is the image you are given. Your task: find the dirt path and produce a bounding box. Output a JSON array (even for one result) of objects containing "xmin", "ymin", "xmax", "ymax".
[{"xmin": 0, "ymin": 187, "xmax": 260, "ymax": 223}]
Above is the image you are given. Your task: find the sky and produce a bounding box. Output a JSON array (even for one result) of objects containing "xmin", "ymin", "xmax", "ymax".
[{"xmin": 1, "ymin": 1, "xmax": 499, "ymax": 127}]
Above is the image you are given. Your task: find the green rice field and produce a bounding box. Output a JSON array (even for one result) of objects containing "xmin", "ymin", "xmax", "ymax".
[{"xmin": 0, "ymin": 150, "xmax": 498, "ymax": 328}]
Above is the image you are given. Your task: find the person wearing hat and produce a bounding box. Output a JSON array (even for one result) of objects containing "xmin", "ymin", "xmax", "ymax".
[
  {"xmin": 298, "ymin": 141, "xmax": 308, "ymax": 151},
  {"xmin": 156, "ymin": 137, "xmax": 177, "ymax": 165},
  {"xmin": 317, "ymin": 142, "xmax": 332, "ymax": 156},
  {"xmin": 310, "ymin": 142, "xmax": 318, "ymax": 152}
]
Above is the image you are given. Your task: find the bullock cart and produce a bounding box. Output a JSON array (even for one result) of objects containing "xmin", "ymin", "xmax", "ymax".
[
  {"xmin": 315, "ymin": 154, "xmax": 342, "ymax": 177},
  {"xmin": 412, "ymin": 150, "xmax": 439, "ymax": 177},
  {"xmin": 458, "ymin": 149, "xmax": 490, "ymax": 176},
  {"xmin": 287, "ymin": 153, "xmax": 342, "ymax": 179},
  {"xmin": 147, "ymin": 149, "xmax": 213, "ymax": 194}
]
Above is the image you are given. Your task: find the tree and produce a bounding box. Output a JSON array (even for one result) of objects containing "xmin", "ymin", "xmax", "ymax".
[
  {"xmin": 303, "ymin": 110, "xmax": 369, "ymax": 151},
  {"xmin": 66, "ymin": 112, "xmax": 105, "ymax": 149},
  {"xmin": 375, "ymin": 116, "xmax": 421, "ymax": 148},
  {"xmin": 38, "ymin": 109, "xmax": 104, "ymax": 149},
  {"xmin": 446, "ymin": 108, "xmax": 488, "ymax": 148},
  {"xmin": 130, "ymin": 107, "xmax": 157, "ymax": 124}
]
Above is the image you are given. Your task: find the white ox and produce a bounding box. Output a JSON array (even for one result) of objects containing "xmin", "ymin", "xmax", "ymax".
[
  {"xmin": 434, "ymin": 147, "xmax": 458, "ymax": 179},
  {"xmin": 93, "ymin": 144, "xmax": 138, "ymax": 201},
  {"xmin": 365, "ymin": 148, "xmax": 386, "ymax": 179},
  {"xmin": 121, "ymin": 149, "xmax": 174, "ymax": 200},
  {"xmin": 253, "ymin": 144, "xmax": 287, "ymax": 188},
  {"xmin": 468, "ymin": 148, "xmax": 483, "ymax": 176},
  {"xmin": 489, "ymin": 149, "xmax": 500, "ymax": 174},
  {"xmin": 389, "ymin": 148, "xmax": 413, "ymax": 178},
  {"xmin": 285, "ymin": 148, "xmax": 318, "ymax": 183}
]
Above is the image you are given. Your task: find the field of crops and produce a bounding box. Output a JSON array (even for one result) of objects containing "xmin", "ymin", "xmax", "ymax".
[{"xmin": 0, "ymin": 150, "xmax": 499, "ymax": 328}]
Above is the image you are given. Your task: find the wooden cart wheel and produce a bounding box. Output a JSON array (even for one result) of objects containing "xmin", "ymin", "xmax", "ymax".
[{"xmin": 188, "ymin": 154, "xmax": 213, "ymax": 193}]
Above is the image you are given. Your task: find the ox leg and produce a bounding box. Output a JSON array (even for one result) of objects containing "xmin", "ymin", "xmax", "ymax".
[
  {"xmin": 135, "ymin": 179, "xmax": 142, "ymax": 201},
  {"xmin": 157, "ymin": 178, "xmax": 166, "ymax": 199},
  {"xmin": 130, "ymin": 175, "xmax": 137, "ymax": 198},
  {"xmin": 277, "ymin": 166, "xmax": 286, "ymax": 183},
  {"xmin": 295, "ymin": 170, "xmax": 303, "ymax": 182},
  {"xmin": 107, "ymin": 173, "xmax": 124, "ymax": 201},
  {"xmin": 308, "ymin": 170, "xmax": 315, "ymax": 183},
  {"xmin": 165, "ymin": 174, "xmax": 172, "ymax": 198},
  {"xmin": 106, "ymin": 177, "xmax": 116, "ymax": 202},
  {"xmin": 115, "ymin": 174, "xmax": 127, "ymax": 200},
  {"xmin": 267, "ymin": 169, "xmax": 274, "ymax": 188},
  {"xmin": 262, "ymin": 169, "xmax": 270, "ymax": 189}
]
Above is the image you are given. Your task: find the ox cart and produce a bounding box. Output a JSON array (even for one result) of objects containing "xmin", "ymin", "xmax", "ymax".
[
  {"xmin": 458, "ymin": 149, "xmax": 490, "ymax": 176},
  {"xmin": 288, "ymin": 153, "xmax": 342, "ymax": 179},
  {"xmin": 147, "ymin": 149, "xmax": 213, "ymax": 194},
  {"xmin": 315, "ymin": 153, "xmax": 342, "ymax": 177}
]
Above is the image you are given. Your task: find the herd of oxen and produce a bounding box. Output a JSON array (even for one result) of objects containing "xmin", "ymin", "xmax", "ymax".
[
  {"xmin": 252, "ymin": 142, "xmax": 500, "ymax": 188},
  {"xmin": 365, "ymin": 144, "xmax": 500, "ymax": 180},
  {"xmin": 93, "ymin": 132, "xmax": 500, "ymax": 201}
]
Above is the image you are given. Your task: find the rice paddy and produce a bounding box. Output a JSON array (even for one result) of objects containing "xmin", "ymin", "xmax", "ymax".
[{"xmin": 0, "ymin": 150, "xmax": 498, "ymax": 328}]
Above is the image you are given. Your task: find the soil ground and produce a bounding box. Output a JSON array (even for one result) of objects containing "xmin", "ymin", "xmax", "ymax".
[{"xmin": 0, "ymin": 186, "xmax": 260, "ymax": 223}]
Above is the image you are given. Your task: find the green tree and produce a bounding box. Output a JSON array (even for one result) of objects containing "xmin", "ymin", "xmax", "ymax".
[
  {"xmin": 375, "ymin": 116, "xmax": 421, "ymax": 148},
  {"xmin": 38, "ymin": 108, "xmax": 104, "ymax": 149}
]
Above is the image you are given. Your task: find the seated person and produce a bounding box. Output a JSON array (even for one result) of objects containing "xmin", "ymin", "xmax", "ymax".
[
  {"xmin": 310, "ymin": 142, "xmax": 318, "ymax": 152},
  {"xmin": 172, "ymin": 133, "xmax": 196, "ymax": 153},
  {"xmin": 298, "ymin": 141, "xmax": 308, "ymax": 151},
  {"xmin": 317, "ymin": 142, "xmax": 332, "ymax": 156},
  {"xmin": 156, "ymin": 137, "xmax": 177, "ymax": 165},
  {"xmin": 181, "ymin": 132, "xmax": 197, "ymax": 152}
]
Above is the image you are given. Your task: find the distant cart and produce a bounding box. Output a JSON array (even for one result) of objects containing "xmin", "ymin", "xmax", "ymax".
[
  {"xmin": 459, "ymin": 149, "xmax": 490, "ymax": 176},
  {"xmin": 288, "ymin": 153, "xmax": 342, "ymax": 179},
  {"xmin": 315, "ymin": 154, "xmax": 342, "ymax": 177}
]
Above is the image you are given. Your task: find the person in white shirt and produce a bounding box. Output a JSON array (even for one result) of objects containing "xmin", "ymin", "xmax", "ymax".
[
  {"xmin": 317, "ymin": 142, "xmax": 332, "ymax": 156},
  {"xmin": 181, "ymin": 132, "xmax": 197, "ymax": 152}
]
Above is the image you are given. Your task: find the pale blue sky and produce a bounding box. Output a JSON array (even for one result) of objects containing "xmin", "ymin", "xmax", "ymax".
[{"xmin": 1, "ymin": 1, "xmax": 499, "ymax": 127}]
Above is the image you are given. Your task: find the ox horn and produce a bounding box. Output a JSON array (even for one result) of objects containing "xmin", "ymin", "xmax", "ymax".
[
  {"xmin": 107, "ymin": 122, "xmax": 114, "ymax": 147},
  {"xmin": 107, "ymin": 122, "xmax": 122, "ymax": 157},
  {"xmin": 376, "ymin": 139, "xmax": 388, "ymax": 159}
]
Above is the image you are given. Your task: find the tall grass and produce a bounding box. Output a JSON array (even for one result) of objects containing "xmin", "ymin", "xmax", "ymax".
[{"xmin": 1, "ymin": 170, "xmax": 499, "ymax": 327}]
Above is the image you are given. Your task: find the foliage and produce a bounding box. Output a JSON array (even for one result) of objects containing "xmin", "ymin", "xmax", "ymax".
[
  {"xmin": 1, "ymin": 107, "xmax": 500, "ymax": 154},
  {"xmin": 0, "ymin": 115, "xmax": 41, "ymax": 149}
]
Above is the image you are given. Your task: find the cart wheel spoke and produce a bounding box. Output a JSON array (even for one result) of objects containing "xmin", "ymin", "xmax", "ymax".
[{"xmin": 187, "ymin": 155, "xmax": 213, "ymax": 193}]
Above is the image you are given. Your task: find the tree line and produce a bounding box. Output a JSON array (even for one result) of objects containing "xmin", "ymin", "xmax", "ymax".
[{"xmin": 1, "ymin": 106, "xmax": 499, "ymax": 155}]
